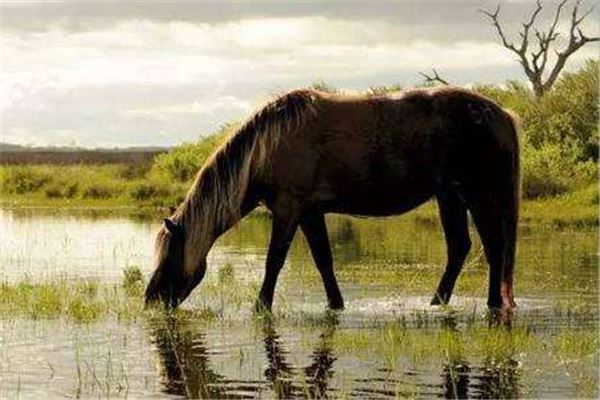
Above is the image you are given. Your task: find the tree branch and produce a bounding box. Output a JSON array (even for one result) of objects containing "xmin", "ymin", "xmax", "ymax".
[
  {"xmin": 419, "ymin": 69, "xmax": 449, "ymax": 85},
  {"xmin": 482, "ymin": 0, "xmax": 599, "ymax": 97},
  {"xmin": 543, "ymin": 0, "xmax": 600, "ymax": 92}
]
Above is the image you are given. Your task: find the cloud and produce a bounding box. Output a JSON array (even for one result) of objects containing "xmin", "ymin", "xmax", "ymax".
[{"xmin": 1, "ymin": 2, "xmax": 597, "ymax": 147}]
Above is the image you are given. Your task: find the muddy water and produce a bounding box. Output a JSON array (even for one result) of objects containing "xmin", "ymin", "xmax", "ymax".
[{"xmin": 1, "ymin": 207, "xmax": 598, "ymax": 398}]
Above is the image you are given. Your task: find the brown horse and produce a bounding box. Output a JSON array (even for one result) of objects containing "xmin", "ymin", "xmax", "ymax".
[{"xmin": 145, "ymin": 86, "xmax": 520, "ymax": 312}]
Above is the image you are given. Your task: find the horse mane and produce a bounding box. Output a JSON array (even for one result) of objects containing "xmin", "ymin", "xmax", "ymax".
[{"xmin": 172, "ymin": 89, "xmax": 318, "ymax": 270}]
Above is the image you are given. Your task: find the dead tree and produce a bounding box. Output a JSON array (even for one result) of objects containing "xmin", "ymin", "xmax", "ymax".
[
  {"xmin": 481, "ymin": 0, "xmax": 599, "ymax": 97},
  {"xmin": 419, "ymin": 68, "xmax": 450, "ymax": 85}
]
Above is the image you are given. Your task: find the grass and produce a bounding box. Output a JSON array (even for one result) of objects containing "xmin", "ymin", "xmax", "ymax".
[
  {"xmin": 0, "ymin": 267, "xmax": 146, "ymax": 322},
  {"xmin": 1, "ymin": 175, "xmax": 597, "ymax": 231},
  {"xmin": 320, "ymin": 323, "xmax": 598, "ymax": 398},
  {"xmin": 0, "ymin": 264, "xmax": 258, "ymax": 323},
  {"xmin": 0, "ymin": 164, "xmax": 187, "ymax": 208},
  {"xmin": 0, "ymin": 265, "xmax": 597, "ymax": 398}
]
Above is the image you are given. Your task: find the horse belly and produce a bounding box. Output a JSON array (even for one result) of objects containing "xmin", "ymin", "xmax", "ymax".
[{"xmin": 317, "ymin": 167, "xmax": 437, "ymax": 216}]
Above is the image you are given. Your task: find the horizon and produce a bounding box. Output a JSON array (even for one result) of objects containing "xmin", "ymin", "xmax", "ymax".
[{"xmin": 1, "ymin": 0, "xmax": 598, "ymax": 148}]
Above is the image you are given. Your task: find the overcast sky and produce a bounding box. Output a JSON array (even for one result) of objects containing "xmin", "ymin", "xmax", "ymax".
[{"xmin": 1, "ymin": 1, "xmax": 598, "ymax": 148}]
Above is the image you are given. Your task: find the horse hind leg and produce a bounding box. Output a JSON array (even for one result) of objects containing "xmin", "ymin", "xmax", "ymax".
[
  {"xmin": 431, "ymin": 191, "xmax": 471, "ymax": 305},
  {"xmin": 469, "ymin": 194, "xmax": 518, "ymax": 310}
]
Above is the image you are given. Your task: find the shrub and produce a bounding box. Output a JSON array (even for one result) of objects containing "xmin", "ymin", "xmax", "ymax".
[
  {"xmin": 475, "ymin": 59, "xmax": 599, "ymax": 164},
  {"xmin": 153, "ymin": 130, "xmax": 228, "ymax": 182},
  {"xmin": 474, "ymin": 59, "xmax": 598, "ymax": 199},
  {"xmin": 521, "ymin": 142, "xmax": 597, "ymax": 199},
  {"xmin": 44, "ymin": 181, "xmax": 78, "ymax": 199},
  {"xmin": 130, "ymin": 181, "xmax": 171, "ymax": 202},
  {"xmin": 82, "ymin": 181, "xmax": 119, "ymax": 199},
  {"xmin": 1, "ymin": 166, "xmax": 51, "ymax": 194},
  {"xmin": 119, "ymin": 163, "xmax": 152, "ymax": 180}
]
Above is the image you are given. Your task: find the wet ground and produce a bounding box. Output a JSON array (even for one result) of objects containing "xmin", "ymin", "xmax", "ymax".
[{"xmin": 1, "ymin": 207, "xmax": 598, "ymax": 398}]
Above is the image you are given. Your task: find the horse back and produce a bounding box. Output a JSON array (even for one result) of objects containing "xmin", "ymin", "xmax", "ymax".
[{"xmin": 264, "ymin": 87, "xmax": 518, "ymax": 216}]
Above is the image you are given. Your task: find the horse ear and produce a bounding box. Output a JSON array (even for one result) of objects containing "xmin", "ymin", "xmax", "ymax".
[{"xmin": 163, "ymin": 218, "xmax": 181, "ymax": 235}]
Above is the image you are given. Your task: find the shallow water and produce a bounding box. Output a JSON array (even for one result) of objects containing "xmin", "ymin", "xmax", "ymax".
[{"xmin": 1, "ymin": 207, "xmax": 598, "ymax": 398}]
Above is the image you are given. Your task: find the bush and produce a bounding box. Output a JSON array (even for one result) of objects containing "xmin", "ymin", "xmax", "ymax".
[
  {"xmin": 44, "ymin": 181, "xmax": 78, "ymax": 199},
  {"xmin": 82, "ymin": 181, "xmax": 119, "ymax": 199},
  {"xmin": 119, "ymin": 163, "xmax": 152, "ymax": 180},
  {"xmin": 475, "ymin": 59, "xmax": 599, "ymax": 163},
  {"xmin": 1, "ymin": 166, "xmax": 51, "ymax": 194},
  {"xmin": 153, "ymin": 131, "xmax": 228, "ymax": 182},
  {"xmin": 474, "ymin": 59, "xmax": 598, "ymax": 199},
  {"xmin": 521, "ymin": 142, "xmax": 597, "ymax": 199},
  {"xmin": 129, "ymin": 181, "xmax": 171, "ymax": 202}
]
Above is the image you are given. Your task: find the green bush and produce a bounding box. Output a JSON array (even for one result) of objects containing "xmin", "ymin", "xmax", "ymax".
[
  {"xmin": 475, "ymin": 59, "xmax": 598, "ymax": 164},
  {"xmin": 521, "ymin": 143, "xmax": 595, "ymax": 199},
  {"xmin": 1, "ymin": 166, "xmax": 51, "ymax": 194},
  {"xmin": 153, "ymin": 131, "xmax": 227, "ymax": 182},
  {"xmin": 119, "ymin": 163, "xmax": 152, "ymax": 180},
  {"xmin": 82, "ymin": 181, "xmax": 119, "ymax": 199},
  {"xmin": 130, "ymin": 180, "xmax": 172, "ymax": 202},
  {"xmin": 44, "ymin": 181, "xmax": 78, "ymax": 199}
]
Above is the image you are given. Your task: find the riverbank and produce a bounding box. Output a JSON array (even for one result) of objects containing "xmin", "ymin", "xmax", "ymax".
[{"xmin": 2, "ymin": 183, "xmax": 597, "ymax": 229}]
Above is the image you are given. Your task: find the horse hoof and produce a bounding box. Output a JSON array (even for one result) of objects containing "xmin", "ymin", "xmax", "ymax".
[
  {"xmin": 430, "ymin": 293, "xmax": 449, "ymax": 306},
  {"xmin": 254, "ymin": 300, "xmax": 272, "ymax": 315}
]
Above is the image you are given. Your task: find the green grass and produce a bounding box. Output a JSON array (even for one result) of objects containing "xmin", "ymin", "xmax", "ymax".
[
  {"xmin": 0, "ymin": 164, "xmax": 187, "ymax": 208},
  {"xmin": 0, "ymin": 267, "xmax": 146, "ymax": 322},
  {"xmin": 0, "ymin": 265, "xmax": 258, "ymax": 323}
]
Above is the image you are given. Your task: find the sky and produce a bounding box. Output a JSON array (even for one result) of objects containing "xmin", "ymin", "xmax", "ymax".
[{"xmin": 1, "ymin": 1, "xmax": 598, "ymax": 148}]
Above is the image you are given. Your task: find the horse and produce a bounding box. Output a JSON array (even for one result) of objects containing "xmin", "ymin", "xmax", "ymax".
[{"xmin": 145, "ymin": 86, "xmax": 520, "ymax": 312}]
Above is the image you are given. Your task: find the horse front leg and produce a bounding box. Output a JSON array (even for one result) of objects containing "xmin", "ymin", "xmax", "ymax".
[
  {"xmin": 256, "ymin": 209, "xmax": 300, "ymax": 312},
  {"xmin": 300, "ymin": 212, "xmax": 344, "ymax": 310}
]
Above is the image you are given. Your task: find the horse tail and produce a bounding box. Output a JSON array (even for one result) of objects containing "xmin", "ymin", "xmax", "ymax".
[
  {"xmin": 472, "ymin": 104, "xmax": 521, "ymax": 306},
  {"xmin": 500, "ymin": 110, "xmax": 521, "ymax": 300}
]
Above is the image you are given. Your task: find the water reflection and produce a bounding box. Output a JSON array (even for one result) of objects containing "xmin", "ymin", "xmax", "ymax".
[
  {"xmin": 262, "ymin": 313, "xmax": 338, "ymax": 398},
  {"xmin": 148, "ymin": 312, "xmax": 525, "ymax": 399},
  {"xmin": 477, "ymin": 359, "xmax": 520, "ymax": 399},
  {"xmin": 439, "ymin": 314, "xmax": 520, "ymax": 400},
  {"xmin": 149, "ymin": 313, "xmax": 339, "ymax": 399},
  {"xmin": 149, "ymin": 315, "xmax": 226, "ymax": 398}
]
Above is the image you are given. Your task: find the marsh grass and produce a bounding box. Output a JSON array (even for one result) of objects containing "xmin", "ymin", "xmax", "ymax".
[
  {"xmin": 0, "ymin": 267, "xmax": 147, "ymax": 323},
  {"xmin": 0, "ymin": 164, "xmax": 187, "ymax": 207},
  {"xmin": 309, "ymin": 323, "xmax": 597, "ymax": 397},
  {"xmin": 1, "ymin": 265, "xmax": 597, "ymax": 398},
  {"xmin": 122, "ymin": 265, "xmax": 144, "ymax": 297},
  {"xmin": 73, "ymin": 334, "xmax": 131, "ymax": 398}
]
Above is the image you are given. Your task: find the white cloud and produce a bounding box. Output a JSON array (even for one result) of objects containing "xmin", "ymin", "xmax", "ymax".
[{"xmin": 1, "ymin": 14, "xmax": 597, "ymax": 147}]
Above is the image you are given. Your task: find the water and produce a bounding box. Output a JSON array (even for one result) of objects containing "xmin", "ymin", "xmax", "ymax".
[{"xmin": 1, "ymin": 207, "xmax": 598, "ymax": 398}]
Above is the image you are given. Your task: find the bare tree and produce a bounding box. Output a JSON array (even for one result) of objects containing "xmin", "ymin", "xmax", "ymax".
[
  {"xmin": 419, "ymin": 68, "xmax": 450, "ymax": 85},
  {"xmin": 481, "ymin": 0, "xmax": 599, "ymax": 97}
]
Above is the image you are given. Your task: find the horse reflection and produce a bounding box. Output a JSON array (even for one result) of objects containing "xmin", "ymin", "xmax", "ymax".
[
  {"xmin": 441, "ymin": 349, "xmax": 520, "ymax": 399},
  {"xmin": 148, "ymin": 315, "xmax": 225, "ymax": 398},
  {"xmin": 439, "ymin": 314, "xmax": 520, "ymax": 399},
  {"xmin": 148, "ymin": 313, "xmax": 338, "ymax": 399},
  {"xmin": 148, "ymin": 313, "xmax": 519, "ymax": 399},
  {"xmin": 472, "ymin": 358, "xmax": 520, "ymax": 399},
  {"xmin": 261, "ymin": 314, "xmax": 338, "ymax": 398}
]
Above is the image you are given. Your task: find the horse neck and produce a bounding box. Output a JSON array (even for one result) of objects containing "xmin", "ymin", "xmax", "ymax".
[{"xmin": 179, "ymin": 177, "xmax": 258, "ymax": 271}]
